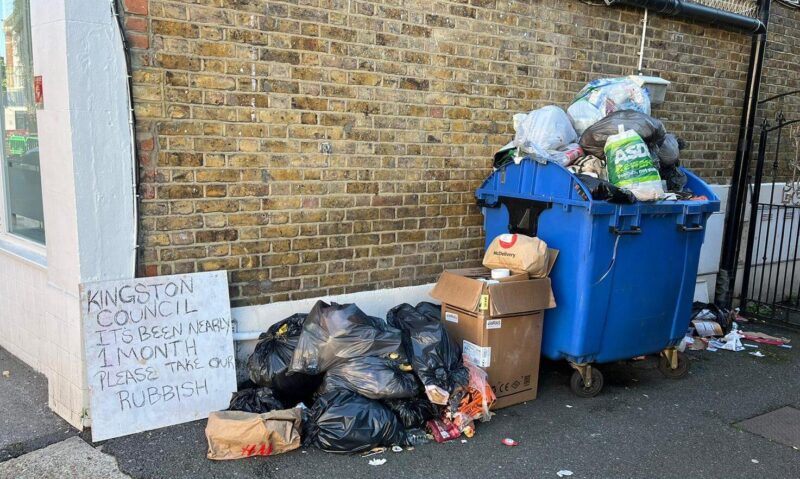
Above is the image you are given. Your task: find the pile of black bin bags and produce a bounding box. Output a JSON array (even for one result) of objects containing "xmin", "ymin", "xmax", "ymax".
[{"xmin": 230, "ymin": 300, "xmax": 469, "ymax": 454}]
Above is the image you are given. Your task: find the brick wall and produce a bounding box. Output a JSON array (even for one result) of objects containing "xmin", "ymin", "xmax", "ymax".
[{"xmin": 122, "ymin": 0, "xmax": 794, "ymax": 307}]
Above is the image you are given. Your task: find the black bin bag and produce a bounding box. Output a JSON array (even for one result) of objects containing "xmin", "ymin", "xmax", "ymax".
[
  {"xmin": 579, "ymin": 110, "xmax": 666, "ymax": 158},
  {"xmin": 575, "ymin": 174, "xmax": 636, "ymax": 204},
  {"xmin": 303, "ymin": 390, "xmax": 407, "ymax": 453},
  {"xmin": 228, "ymin": 387, "xmax": 285, "ymax": 414},
  {"xmin": 246, "ymin": 313, "xmax": 322, "ymax": 406},
  {"xmin": 318, "ymin": 353, "xmax": 419, "ymax": 400},
  {"xmin": 383, "ymin": 396, "xmax": 440, "ymax": 429},
  {"xmin": 290, "ymin": 301, "xmax": 402, "ymax": 375},
  {"xmin": 386, "ymin": 302, "xmax": 469, "ymax": 399}
]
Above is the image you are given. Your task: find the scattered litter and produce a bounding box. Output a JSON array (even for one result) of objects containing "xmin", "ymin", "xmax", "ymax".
[
  {"xmin": 749, "ymin": 351, "xmax": 766, "ymax": 358},
  {"xmin": 406, "ymin": 447, "xmax": 414, "ymax": 451},
  {"xmin": 368, "ymin": 458, "xmax": 387, "ymax": 466},
  {"xmin": 707, "ymin": 327, "xmax": 745, "ymax": 352},
  {"xmin": 743, "ymin": 343, "xmax": 759, "ymax": 348},
  {"xmin": 391, "ymin": 445, "xmax": 403, "ymax": 453},
  {"xmin": 781, "ymin": 344, "xmax": 793, "ymax": 349},
  {"xmin": 461, "ymin": 439, "xmax": 468, "ymax": 444},
  {"xmin": 360, "ymin": 447, "xmax": 387, "ymax": 458},
  {"xmin": 2, "ymin": 370, "xmax": 9, "ymax": 379},
  {"xmin": 427, "ymin": 419, "xmax": 462, "ymax": 443},
  {"xmin": 677, "ymin": 334, "xmax": 694, "ymax": 352},
  {"xmin": 501, "ymin": 438, "xmax": 519, "ymax": 447},
  {"xmin": 557, "ymin": 470, "xmax": 574, "ymax": 477},
  {"xmin": 706, "ymin": 346, "xmax": 718, "ymax": 352},
  {"xmin": 566, "ymin": 405, "xmax": 573, "ymax": 408},
  {"xmin": 741, "ymin": 331, "xmax": 791, "ymax": 346},
  {"xmin": 642, "ymin": 394, "xmax": 649, "ymax": 398},
  {"xmin": 751, "ymin": 459, "xmax": 759, "ymax": 464},
  {"xmin": 692, "ymin": 319, "xmax": 723, "ymax": 337}
]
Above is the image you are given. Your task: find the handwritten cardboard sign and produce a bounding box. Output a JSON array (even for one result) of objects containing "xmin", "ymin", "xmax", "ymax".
[{"xmin": 82, "ymin": 271, "xmax": 236, "ymax": 442}]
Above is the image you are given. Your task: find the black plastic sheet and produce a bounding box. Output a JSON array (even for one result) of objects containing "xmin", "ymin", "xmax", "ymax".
[
  {"xmin": 228, "ymin": 387, "xmax": 285, "ymax": 414},
  {"xmin": 318, "ymin": 354, "xmax": 419, "ymax": 400},
  {"xmin": 303, "ymin": 390, "xmax": 407, "ymax": 453},
  {"xmin": 579, "ymin": 110, "xmax": 666, "ymax": 158},
  {"xmin": 383, "ymin": 396, "xmax": 440, "ymax": 429},
  {"xmin": 290, "ymin": 301, "xmax": 402, "ymax": 375},
  {"xmin": 247, "ymin": 313, "xmax": 322, "ymax": 406},
  {"xmin": 386, "ymin": 302, "xmax": 469, "ymax": 398},
  {"xmin": 575, "ymin": 174, "xmax": 637, "ymax": 204}
]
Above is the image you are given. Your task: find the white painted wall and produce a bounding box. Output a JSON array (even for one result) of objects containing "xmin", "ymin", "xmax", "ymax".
[
  {"xmin": 0, "ymin": 0, "xmax": 135, "ymax": 428},
  {"xmin": 695, "ymin": 184, "xmax": 728, "ymax": 303}
]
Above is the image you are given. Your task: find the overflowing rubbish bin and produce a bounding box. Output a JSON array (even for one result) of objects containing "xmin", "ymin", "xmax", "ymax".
[{"xmin": 475, "ymin": 159, "xmax": 719, "ymax": 396}]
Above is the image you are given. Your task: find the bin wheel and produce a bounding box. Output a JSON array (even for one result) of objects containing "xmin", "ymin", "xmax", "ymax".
[
  {"xmin": 569, "ymin": 368, "xmax": 604, "ymax": 398},
  {"xmin": 658, "ymin": 351, "xmax": 690, "ymax": 379}
]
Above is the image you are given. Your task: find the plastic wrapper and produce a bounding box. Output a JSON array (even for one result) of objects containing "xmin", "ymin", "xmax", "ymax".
[
  {"xmin": 548, "ymin": 143, "xmax": 584, "ymax": 166},
  {"xmin": 691, "ymin": 302, "xmax": 732, "ymax": 334},
  {"xmin": 568, "ymin": 76, "xmax": 651, "ymax": 135},
  {"xmin": 605, "ymin": 126, "xmax": 664, "ymax": 201},
  {"xmin": 575, "ymin": 174, "xmax": 636, "ymax": 204},
  {"xmin": 247, "ymin": 313, "xmax": 322, "ymax": 406},
  {"xmin": 290, "ymin": 300, "xmax": 402, "ymax": 375},
  {"xmin": 567, "ymin": 155, "xmax": 607, "ymax": 180},
  {"xmin": 457, "ymin": 361, "xmax": 496, "ymax": 422},
  {"xmin": 383, "ymin": 396, "xmax": 440, "ymax": 429},
  {"xmin": 426, "ymin": 418, "xmax": 462, "ymax": 443},
  {"xmin": 317, "ymin": 353, "xmax": 419, "ymax": 400},
  {"xmin": 386, "ymin": 303, "xmax": 469, "ymax": 405},
  {"xmin": 302, "ymin": 390, "xmax": 407, "ymax": 453},
  {"xmin": 493, "ymin": 143, "xmax": 517, "ymax": 169},
  {"xmin": 228, "ymin": 387, "xmax": 285, "ymax": 414},
  {"xmin": 513, "ymin": 106, "xmax": 578, "ymax": 159},
  {"xmin": 579, "ymin": 110, "xmax": 666, "ymax": 159}
]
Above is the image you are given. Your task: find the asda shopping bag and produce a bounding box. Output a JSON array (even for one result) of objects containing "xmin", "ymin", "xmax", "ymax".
[{"xmin": 604, "ymin": 126, "xmax": 664, "ymax": 201}]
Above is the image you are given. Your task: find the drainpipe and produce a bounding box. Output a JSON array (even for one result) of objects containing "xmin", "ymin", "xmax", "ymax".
[
  {"xmin": 718, "ymin": 0, "xmax": 771, "ymax": 307},
  {"xmin": 611, "ymin": 0, "xmax": 766, "ymax": 33}
]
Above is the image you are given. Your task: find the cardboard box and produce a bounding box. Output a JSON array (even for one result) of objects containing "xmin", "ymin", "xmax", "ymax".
[{"xmin": 430, "ymin": 254, "xmax": 557, "ymax": 409}]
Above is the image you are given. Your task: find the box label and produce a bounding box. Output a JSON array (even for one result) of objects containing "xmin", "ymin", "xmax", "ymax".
[
  {"xmin": 486, "ymin": 319, "xmax": 502, "ymax": 330},
  {"xmin": 479, "ymin": 294, "xmax": 489, "ymax": 311},
  {"xmin": 445, "ymin": 312, "xmax": 459, "ymax": 323},
  {"xmin": 463, "ymin": 340, "xmax": 491, "ymax": 368}
]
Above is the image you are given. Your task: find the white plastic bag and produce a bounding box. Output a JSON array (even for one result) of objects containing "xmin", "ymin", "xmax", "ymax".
[
  {"xmin": 568, "ymin": 77, "xmax": 651, "ymax": 135},
  {"xmin": 513, "ymin": 106, "xmax": 577, "ymax": 160}
]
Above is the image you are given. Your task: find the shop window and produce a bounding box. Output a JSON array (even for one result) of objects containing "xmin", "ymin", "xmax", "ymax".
[{"xmin": 0, "ymin": 0, "xmax": 44, "ymax": 245}]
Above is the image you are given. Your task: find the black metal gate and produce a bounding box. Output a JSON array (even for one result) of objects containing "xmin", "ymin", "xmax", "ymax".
[{"xmin": 739, "ymin": 91, "xmax": 800, "ymax": 327}]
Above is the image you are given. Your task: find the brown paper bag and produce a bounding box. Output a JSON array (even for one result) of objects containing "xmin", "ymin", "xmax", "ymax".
[
  {"xmin": 206, "ymin": 408, "xmax": 302, "ymax": 460},
  {"xmin": 482, "ymin": 234, "xmax": 550, "ymax": 278}
]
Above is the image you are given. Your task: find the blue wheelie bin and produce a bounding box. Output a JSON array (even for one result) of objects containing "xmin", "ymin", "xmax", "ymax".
[{"xmin": 475, "ymin": 158, "xmax": 720, "ymax": 397}]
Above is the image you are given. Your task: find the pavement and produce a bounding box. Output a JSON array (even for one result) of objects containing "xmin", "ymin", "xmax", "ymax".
[
  {"xmin": 3, "ymin": 322, "xmax": 800, "ymax": 479},
  {"xmin": 0, "ymin": 437, "xmax": 129, "ymax": 479},
  {"xmin": 0, "ymin": 348, "xmax": 76, "ymax": 462}
]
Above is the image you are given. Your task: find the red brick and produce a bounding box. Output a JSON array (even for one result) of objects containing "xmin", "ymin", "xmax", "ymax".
[{"xmin": 124, "ymin": 0, "xmax": 148, "ymax": 15}]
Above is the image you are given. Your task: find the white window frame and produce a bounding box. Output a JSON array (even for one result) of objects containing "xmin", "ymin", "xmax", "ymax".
[{"xmin": 0, "ymin": 0, "xmax": 46, "ymax": 267}]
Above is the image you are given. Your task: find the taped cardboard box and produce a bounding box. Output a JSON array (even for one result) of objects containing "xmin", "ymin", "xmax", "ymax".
[
  {"xmin": 430, "ymin": 252, "xmax": 557, "ymax": 409},
  {"xmin": 206, "ymin": 408, "xmax": 301, "ymax": 460}
]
